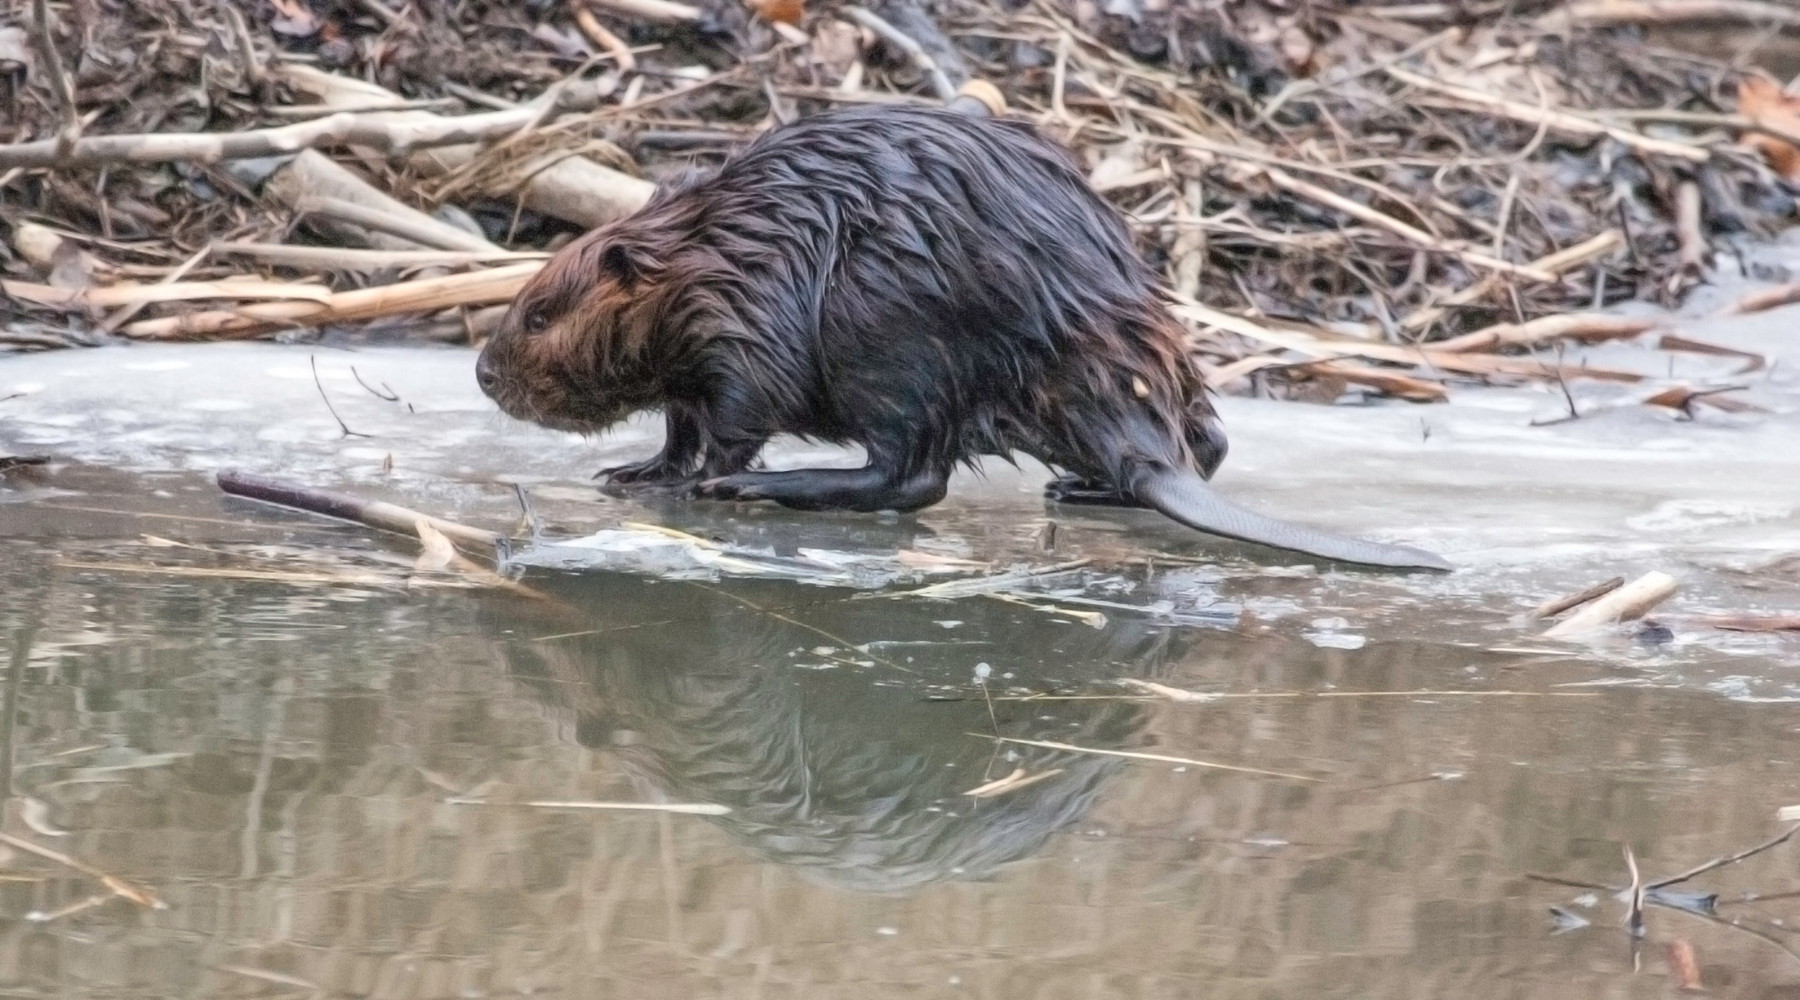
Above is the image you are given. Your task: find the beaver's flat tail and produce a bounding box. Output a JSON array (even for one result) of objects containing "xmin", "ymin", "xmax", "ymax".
[{"xmin": 1129, "ymin": 463, "xmax": 1453, "ymax": 572}]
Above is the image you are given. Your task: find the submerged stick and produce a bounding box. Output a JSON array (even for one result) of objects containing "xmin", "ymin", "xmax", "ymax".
[
  {"xmin": 968, "ymin": 734, "xmax": 1318, "ymax": 781},
  {"xmin": 216, "ymin": 469, "xmax": 504, "ymax": 554},
  {"xmin": 0, "ymin": 832, "xmax": 165, "ymax": 909},
  {"xmin": 446, "ymin": 798, "xmax": 730, "ymax": 814},
  {"xmin": 1542, "ymin": 571, "xmax": 1678, "ymax": 637}
]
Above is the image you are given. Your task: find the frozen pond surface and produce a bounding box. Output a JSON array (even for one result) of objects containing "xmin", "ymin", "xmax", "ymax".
[
  {"xmin": 3, "ymin": 265, "xmax": 1800, "ymax": 997},
  {"xmin": 5, "ymin": 264, "xmax": 1799, "ymax": 683}
]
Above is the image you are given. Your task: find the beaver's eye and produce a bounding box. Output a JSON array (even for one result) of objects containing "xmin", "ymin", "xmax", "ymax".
[{"xmin": 525, "ymin": 309, "xmax": 549, "ymax": 334}]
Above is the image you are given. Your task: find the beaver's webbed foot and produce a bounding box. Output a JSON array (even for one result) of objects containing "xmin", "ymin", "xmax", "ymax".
[
  {"xmin": 596, "ymin": 454, "xmax": 694, "ymax": 487},
  {"xmin": 1042, "ymin": 474, "xmax": 1150, "ymax": 508}
]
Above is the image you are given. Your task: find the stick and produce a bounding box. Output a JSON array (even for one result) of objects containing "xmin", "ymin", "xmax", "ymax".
[
  {"xmin": 266, "ymin": 149, "xmax": 502, "ymax": 253},
  {"xmin": 588, "ymin": 0, "xmax": 702, "ymax": 21},
  {"xmin": 296, "ymin": 195, "xmax": 496, "ymax": 253},
  {"xmin": 1433, "ymin": 314, "xmax": 1658, "ymax": 353},
  {"xmin": 211, "ymin": 242, "xmax": 545, "ymax": 271},
  {"xmin": 967, "ymin": 734, "xmax": 1319, "ymax": 781},
  {"xmin": 1723, "ymin": 281, "xmax": 1800, "ymax": 315},
  {"xmin": 1253, "ymin": 165, "xmax": 1556, "ymax": 282},
  {"xmin": 216, "ymin": 469, "xmax": 505, "ymax": 554},
  {"xmin": 446, "ymin": 798, "xmax": 730, "ymax": 814},
  {"xmin": 572, "ymin": 3, "xmax": 636, "ymax": 73},
  {"xmin": 1542, "ymin": 571, "xmax": 1678, "ymax": 637},
  {"xmin": 0, "ymin": 83, "xmax": 608, "ymax": 169},
  {"xmin": 5, "ymin": 277, "xmax": 334, "ymax": 309},
  {"xmin": 1673, "ymin": 180, "xmax": 1708, "ymax": 272},
  {"xmin": 842, "ymin": 6, "xmax": 958, "ymax": 104},
  {"xmin": 1295, "ymin": 360, "xmax": 1447, "ymax": 402},
  {"xmin": 1401, "ymin": 230, "xmax": 1623, "ymax": 332},
  {"xmin": 1531, "ymin": 577, "xmax": 1625, "ymax": 620},
  {"xmin": 1624, "ymin": 843, "xmax": 1646, "ymax": 938},
  {"xmin": 1385, "ymin": 67, "xmax": 1711, "ymax": 163},
  {"xmin": 1647, "ymin": 824, "xmax": 1800, "ymax": 890},
  {"xmin": 121, "ymin": 261, "xmax": 543, "ymax": 339},
  {"xmin": 28, "ymin": 0, "xmax": 81, "ymax": 161},
  {"xmin": 1544, "ymin": 0, "xmax": 1800, "ymax": 29},
  {"xmin": 1172, "ymin": 298, "xmax": 1645, "ymax": 384},
  {"xmin": 0, "ymin": 833, "xmax": 164, "ymax": 909},
  {"xmin": 280, "ymin": 66, "xmax": 656, "ymax": 228},
  {"xmin": 99, "ymin": 242, "xmax": 211, "ymax": 334}
]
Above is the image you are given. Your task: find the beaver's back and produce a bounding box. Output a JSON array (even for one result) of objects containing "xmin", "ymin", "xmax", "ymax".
[{"xmin": 664, "ymin": 106, "xmax": 1197, "ymax": 471}]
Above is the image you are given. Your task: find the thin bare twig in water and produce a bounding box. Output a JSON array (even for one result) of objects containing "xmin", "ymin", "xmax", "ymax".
[
  {"xmin": 311, "ymin": 356, "xmax": 372, "ymax": 439},
  {"xmin": 350, "ymin": 367, "xmax": 400, "ymax": 402},
  {"xmin": 512, "ymin": 482, "xmax": 543, "ymax": 541},
  {"xmin": 1527, "ymin": 872, "xmax": 1613, "ymax": 891},
  {"xmin": 681, "ymin": 581, "xmax": 916, "ymax": 674},
  {"xmin": 976, "ymin": 666, "xmax": 999, "ymax": 735},
  {"xmin": 1530, "ymin": 343, "xmax": 1583, "ymax": 426},
  {"xmin": 0, "ymin": 833, "xmax": 165, "ymax": 909},
  {"xmin": 0, "ymin": 622, "xmax": 32, "ymax": 804},
  {"xmin": 1624, "ymin": 844, "xmax": 1646, "ymax": 939},
  {"xmin": 967, "ymin": 734, "xmax": 1319, "ymax": 781},
  {"xmin": 1647, "ymin": 824, "xmax": 1800, "ymax": 890},
  {"xmin": 27, "ymin": 893, "xmax": 114, "ymax": 923}
]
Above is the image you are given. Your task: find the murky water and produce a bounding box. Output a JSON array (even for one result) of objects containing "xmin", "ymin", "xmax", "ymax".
[{"xmin": 2, "ymin": 466, "xmax": 1800, "ymax": 998}]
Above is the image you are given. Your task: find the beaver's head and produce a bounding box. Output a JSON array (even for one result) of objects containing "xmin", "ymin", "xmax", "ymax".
[{"xmin": 475, "ymin": 226, "xmax": 675, "ymax": 434}]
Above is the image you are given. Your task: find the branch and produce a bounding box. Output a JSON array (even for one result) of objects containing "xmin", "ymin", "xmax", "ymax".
[
  {"xmin": 295, "ymin": 195, "xmax": 496, "ymax": 253},
  {"xmin": 1385, "ymin": 66, "xmax": 1711, "ymax": 163},
  {"xmin": 842, "ymin": 6, "xmax": 958, "ymax": 104},
  {"xmin": 0, "ymin": 81, "xmax": 607, "ymax": 170},
  {"xmin": 120, "ymin": 262, "xmax": 544, "ymax": 340},
  {"xmin": 28, "ymin": 0, "xmax": 81, "ymax": 160},
  {"xmin": 1543, "ymin": 0, "xmax": 1800, "ymax": 29}
]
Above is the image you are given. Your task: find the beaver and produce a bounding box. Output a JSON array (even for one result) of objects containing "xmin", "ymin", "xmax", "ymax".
[{"xmin": 475, "ymin": 104, "xmax": 1451, "ymax": 571}]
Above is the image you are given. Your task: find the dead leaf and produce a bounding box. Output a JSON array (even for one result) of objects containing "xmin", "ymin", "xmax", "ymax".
[
  {"xmin": 1737, "ymin": 74, "xmax": 1800, "ymax": 182},
  {"xmin": 267, "ymin": 0, "xmax": 319, "ymax": 36},
  {"xmin": 746, "ymin": 0, "xmax": 804, "ymax": 25},
  {"xmin": 1642, "ymin": 385, "xmax": 1762, "ymax": 416},
  {"xmin": 1668, "ymin": 939, "xmax": 1702, "ymax": 991}
]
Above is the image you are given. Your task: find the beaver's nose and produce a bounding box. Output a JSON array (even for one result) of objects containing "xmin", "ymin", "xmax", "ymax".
[{"xmin": 474, "ymin": 353, "xmax": 500, "ymax": 397}]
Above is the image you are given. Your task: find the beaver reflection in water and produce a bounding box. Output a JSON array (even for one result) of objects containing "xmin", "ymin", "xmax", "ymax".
[
  {"xmin": 493, "ymin": 575, "xmax": 1165, "ymax": 891},
  {"xmin": 475, "ymin": 105, "xmax": 1450, "ymax": 571}
]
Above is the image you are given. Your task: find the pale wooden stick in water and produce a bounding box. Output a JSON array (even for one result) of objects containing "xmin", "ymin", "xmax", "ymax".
[
  {"xmin": 217, "ymin": 469, "xmax": 504, "ymax": 553},
  {"xmin": 1543, "ymin": 571, "xmax": 1678, "ymax": 637},
  {"xmin": 445, "ymin": 798, "xmax": 730, "ymax": 814},
  {"xmin": 967, "ymin": 734, "xmax": 1318, "ymax": 781},
  {"xmin": 0, "ymin": 832, "xmax": 165, "ymax": 909},
  {"xmin": 962, "ymin": 768, "xmax": 1064, "ymax": 798}
]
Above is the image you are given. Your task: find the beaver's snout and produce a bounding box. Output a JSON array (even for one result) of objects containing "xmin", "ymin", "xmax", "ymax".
[{"xmin": 474, "ymin": 349, "xmax": 501, "ymax": 399}]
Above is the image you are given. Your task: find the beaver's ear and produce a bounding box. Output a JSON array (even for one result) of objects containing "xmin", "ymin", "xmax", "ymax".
[{"xmin": 600, "ymin": 243, "xmax": 645, "ymax": 286}]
